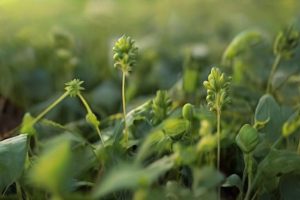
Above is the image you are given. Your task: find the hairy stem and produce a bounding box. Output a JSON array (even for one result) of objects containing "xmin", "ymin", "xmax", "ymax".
[
  {"xmin": 266, "ymin": 55, "xmax": 281, "ymax": 93},
  {"xmin": 122, "ymin": 72, "xmax": 128, "ymax": 146}
]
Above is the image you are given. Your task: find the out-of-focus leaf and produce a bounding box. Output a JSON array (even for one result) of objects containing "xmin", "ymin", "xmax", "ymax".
[
  {"xmin": 193, "ymin": 166, "xmax": 224, "ymax": 197},
  {"xmin": 222, "ymin": 30, "xmax": 263, "ymax": 62},
  {"xmin": 279, "ymin": 173, "xmax": 300, "ymax": 200},
  {"xmin": 162, "ymin": 118, "xmax": 188, "ymax": 140},
  {"xmin": 256, "ymin": 149, "xmax": 300, "ymax": 192},
  {"xmin": 0, "ymin": 135, "xmax": 28, "ymax": 192},
  {"xmin": 29, "ymin": 139, "xmax": 72, "ymax": 193},
  {"xmin": 222, "ymin": 174, "xmax": 242, "ymax": 191},
  {"xmin": 254, "ymin": 94, "xmax": 283, "ymax": 143},
  {"xmin": 183, "ymin": 68, "xmax": 199, "ymax": 94},
  {"xmin": 93, "ymin": 156, "xmax": 174, "ymax": 198}
]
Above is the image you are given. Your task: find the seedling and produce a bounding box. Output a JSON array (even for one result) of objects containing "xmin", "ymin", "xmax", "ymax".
[{"xmin": 113, "ymin": 35, "xmax": 138, "ymax": 146}]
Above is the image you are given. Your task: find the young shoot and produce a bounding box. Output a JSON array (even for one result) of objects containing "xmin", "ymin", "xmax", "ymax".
[
  {"xmin": 113, "ymin": 35, "xmax": 138, "ymax": 146},
  {"xmin": 203, "ymin": 67, "xmax": 231, "ymax": 200}
]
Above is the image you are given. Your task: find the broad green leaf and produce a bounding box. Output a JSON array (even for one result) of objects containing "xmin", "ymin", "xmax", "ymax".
[
  {"xmin": 257, "ymin": 149, "xmax": 300, "ymax": 192},
  {"xmin": 29, "ymin": 140, "xmax": 72, "ymax": 193},
  {"xmin": 193, "ymin": 166, "xmax": 224, "ymax": 191},
  {"xmin": 93, "ymin": 156, "xmax": 174, "ymax": 198},
  {"xmin": 136, "ymin": 129, "xmax": 171, "ymax": 163},
  {"xmin": 254, "ymin": 94, "xmax": 282, "ymax": 143},
  {"xmin": 162, "ymin": 118, "xmax": 188, "ymax": 139},
  {"xmin": 0, "ymin": 135, "xmax": 28, "ymax": 192},
  {"xmin": 222, "ymin": 30, "xmax": 263, "ymax": 62},
  {"xmin": 222, "ymin": 174, "xmax": 242, "ymax": 191},
  {"xmin": 236, "ymin": 124, "xmax": 259, "ymax": 153},
  {"xmin": 279, "ymin": 173, "xmax": 300, "ymax": 200}
]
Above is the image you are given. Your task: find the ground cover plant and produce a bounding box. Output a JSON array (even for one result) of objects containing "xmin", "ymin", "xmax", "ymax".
[
  {"xmin": 1, "ymin": 1, "xmax": 300, "ymax": 200},
  {"xmin": 1, "ymin": 25, "xmax": 300, "ymax": 200}
]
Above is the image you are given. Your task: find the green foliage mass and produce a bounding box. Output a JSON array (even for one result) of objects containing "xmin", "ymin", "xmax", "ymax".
[{"xmin": 1, "ymin": 1, "xmax": 300, "ymax": 200}]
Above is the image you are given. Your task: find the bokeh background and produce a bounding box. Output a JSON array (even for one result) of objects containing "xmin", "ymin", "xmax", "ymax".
[{"xmin": 1, "ymin": 0, "xmax": 300, "ymax": 134}]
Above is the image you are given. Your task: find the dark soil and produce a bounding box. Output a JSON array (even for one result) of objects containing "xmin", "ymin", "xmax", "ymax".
[{"xmin": 0, "ymin": 97, "xmax": 23, "ymax": 140}]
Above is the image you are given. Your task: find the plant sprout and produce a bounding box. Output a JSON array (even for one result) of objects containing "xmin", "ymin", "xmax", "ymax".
[{"xmin": 113, "ymin": 35, "xmax": 138, "ymax": 145}]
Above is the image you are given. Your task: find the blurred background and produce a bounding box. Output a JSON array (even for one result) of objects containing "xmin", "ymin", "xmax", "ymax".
[{"xmin": 1, "ymin": 0, "xmax": 300, "ymax": 134}]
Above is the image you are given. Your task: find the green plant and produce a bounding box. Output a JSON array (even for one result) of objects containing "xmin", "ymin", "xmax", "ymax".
[
  {"xmin": 266, "ymin": 26, "xmax": 300, "ymax": 93},
  {"xmin": 3, "ymin": 22, "xmax": 300, "ymax": 200},
  {"xmin": 235, "ymin": 124, "xmax": 259, "ymax": 200},
  {"xmin": 203, "ymin": 67, "xmax": 231, "ymax": 200},
  {"xmin": 21, "ymin": 79, "xmax": 104, "ymax": 145},
  {"xmin": 113, "ymin": 35, "xmax": 138, "ymax": 146}
]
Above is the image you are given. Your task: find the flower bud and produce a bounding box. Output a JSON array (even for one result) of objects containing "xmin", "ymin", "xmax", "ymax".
[
  {"xmin": 203, "ymin": 67, "xmax": 231, "ymax": 112},
  {"xmin": 182, "ymin": 103, "xmax": 194, "ymax": 121},
  {"xmin": 113, "ymin": 35, "xmax": 138, "ymax": 74},
  {"xmin": 64, "ymin": 79, "xmax": 84, "ymax": 97},
  {"xmin": 86, "ymin": 112, "xmax": 100, "ymax": 128}
]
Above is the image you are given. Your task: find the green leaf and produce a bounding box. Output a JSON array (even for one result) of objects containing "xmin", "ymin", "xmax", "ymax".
[
  {"xmin": 236, "ymin": 124, "xmax": 259, "ymax": 153},
  {"xmin": 162, "ymin": 118, "xmax": 188, "ymax": 140},
  {"xmin": 257, "ymin": 149, "xmax": 300, "ymax": 192},
  {"xmin": 222, "ymin": 174, "xmax": 242, "ymax": 192},
  {"xmin": 20, "ymin": 113, "xmax": 36, "ymax": 135},
  {"xmin": 279, "ymin": 173, "xmax": 300, "ymax": 200},
  {"xmin": 193, "ymin": 166, "xmax": 224, "ymax": 196},
  {"xmin": 93, "ymin": 156, "xmax": 174, "ymax": 198},
  {"xmin": 254, "ymin": 94, "xmax": 283, "ymax": 143},
  {"xmin": 0, "ymin": 135, "xmax": 28, "ymax": 192},
  {"xmin": 29, "ymin": 140, "xmax": 72, "ymax": 193},
  {"xmin": 222, "ymin": 30, "xmax": 263, "ymax": 62}
]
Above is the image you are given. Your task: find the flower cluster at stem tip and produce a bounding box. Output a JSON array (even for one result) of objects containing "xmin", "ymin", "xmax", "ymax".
[
  {"xmin": 65, "ymin": 79, "xmax": 84, "ymax": 97},
  {"xmin": 203, "ymin": 67, "xmax": 231, "ymax": 112},
  {"xmin": 113, "ymin": 35, "xmax": 138, "ymax": 75}
]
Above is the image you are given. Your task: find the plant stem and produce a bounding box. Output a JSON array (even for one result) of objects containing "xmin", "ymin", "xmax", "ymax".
[
  {"xmin": 78, "ymin": 93, "xmax": 93, "ymax": 114},
  {"xmin": 297, "ymin": 139, "xmax": 300, "ymax": 154},
  {"xmin": 122, "ymin": 72, "xmax": 128, "ymax": 146},
  {"xmin": 244, "ymin": 154, "xmax": 252, "ymax": 200},
  {"xmin": 16, "ymin": 182, "xmax": 22, "ymax": 200},
  {"xmin": 78, "ymin": 93, "xmax": 104, "ymax": 146},
  {"xmin": 266, "ymin": 55, "xmax": 281, "ymax": 93},
  {"xmin": 32, "ymin": 92, "xmax": 69, "ymax": 125},
  {"xmin": 271, "ymin": 136, "xmax": 283, "ymax": 149},
  {"xmin": 216, "ymin": 107, "xmax": 221, "ymax": 200}
]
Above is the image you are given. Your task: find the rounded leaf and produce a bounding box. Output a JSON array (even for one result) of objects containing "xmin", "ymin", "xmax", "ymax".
[{"xmin": 236, "ymin": 124, "xmax": 259, "ymax": 153}]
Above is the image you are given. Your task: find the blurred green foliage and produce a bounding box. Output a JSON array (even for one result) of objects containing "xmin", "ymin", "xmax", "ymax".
[{"xmin": 1, "ymin": 1, "xmax": 300, "ymax": 200}]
